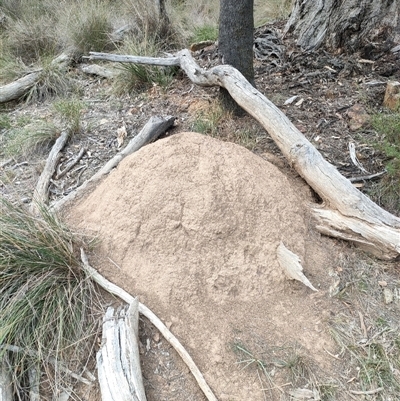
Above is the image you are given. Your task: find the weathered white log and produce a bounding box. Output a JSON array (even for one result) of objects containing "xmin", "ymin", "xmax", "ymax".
[
  {"xmin": 97, "ymin": 303, "xmax": 147, "ymax": 401},
  {"xmin": 53, "ymin": 115, "xmax": 175, "ymax": 211},
  {"xmin": 80, "ymin": 249, "xmax": 219, "ymax": 401},
  {"xmin": 0, "ymin": 359, "xmax": 12, "ymax": 401},
  {"xmin": 0, "ymin": 72, "xmax": 41, "ymax": 103},
  {"xmin": 31, "ymin": 130, "xmax": 69, "ymax": 213},
  {"xmin": 87, "ymin": 52, "xmax": 180, "ymax": 66},
  {"xmin": 0, "ymin": 53, "xmax": 72, "ymax": 104},
  {"xmin": 88, "ymin": 50, "xmax": 400, "ymax": 260}
]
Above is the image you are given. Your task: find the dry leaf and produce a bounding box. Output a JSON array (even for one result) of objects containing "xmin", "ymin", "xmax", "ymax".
[
  {"xmin": 277, "ymin": 242, "xmax": 318, "ymax": 291},
  {"xmin": 116, "ymin": 125, "xmax": 127, "ymax": 148}
]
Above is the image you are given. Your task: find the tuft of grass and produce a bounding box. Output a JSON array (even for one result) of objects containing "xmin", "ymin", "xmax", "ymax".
[
  {"xmin": 53, "ymin": 98, "xmax": 85, "ymax": 135},
  {"xmin": 63, "ymin": 0, "xmax": 114, "ymax": 55},
  {"xmin": 0, "ymin": 199, "xmax": 102, "ymax": 399},
  {"xmin": 114, "ymin": 38, "xmax": 177, "ymax": 93},
  {"xmin": 0, "ymin": 42, "xmax": 27, "ymax": 84},
  {"xmin": 233, "ymin": 129, "xmax": 258, "ymax": 150},
  {"xmin": 1, "ymin": 121, "xmax": 59, "ymax": 158},
  {"xmin": 369, "ymin": 112, "xmax": 400, "ymax": 214},
  {"xmin": 5, "ymin": 15, "xmax": 59, "ymax": 62},
  {"xmin": 190, "ymin": 25, "xmax": 218, "ymax": 43},
  {"xmin": 25, "ymin": 58, "xmax": 74, "ymax": 103},
  {"xmin": 191, "ymin": 100, "xmax": 225, "ymax": 136}
]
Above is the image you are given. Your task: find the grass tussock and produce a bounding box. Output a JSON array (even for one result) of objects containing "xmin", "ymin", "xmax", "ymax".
[
  {"xmin": 0, "ymin": 199, "xmax": 102, "ymax": 398},
  {"xmin": 113, "ymin": 38, "xmax": 178, "ymax": 94},
  {"xmin": 65, "ymin": 0, "xmax": 115, "ymax": 55},
  {"xmin": 368, "ymin": 112, "xmax": 400, "ymax": 214},
  {"xmin": 1, "ymin": 121, "xmax": 59, "ymax": 157}
]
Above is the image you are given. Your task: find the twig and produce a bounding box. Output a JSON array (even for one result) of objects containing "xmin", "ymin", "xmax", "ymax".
[
  {"xmin": 349, "ymin": 387, "xmax": 384, "ymax": 395},
  {"xmin": 323, "ymin": 347, "xmax": 341, "ymax": 360},
  {"xmin": 348, "ymin": 142, "xmax": 369, "ymax": 174},
  {"xmin": 0, "ymin": 344, "xmax": 93, "ymax": 386},
  {"xmin": 349, "ymin": 170, "xmax": 387, "ymax": 182},
  {"xmin": 53, "ymin": 115, "xmax": 175, "ymax": 211},
  {"xmin": 358, "ymin": 311, "xmax": 368, "ymax": 338},
  {"xmin": 80, "ymin": 249, "xmax": 219, "ymax": 401},
  {"xmin": 0, "ymin": 158, "xmax": 13, "ymax": 169},
  {"xmin": 56, "ymin": 147, "xmax": 86, "ymax": 180}
]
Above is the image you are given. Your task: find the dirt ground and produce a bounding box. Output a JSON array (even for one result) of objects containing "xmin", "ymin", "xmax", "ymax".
[{"xmin": 1, "ymin": 22, "xmax": 400, "ymax": 401}]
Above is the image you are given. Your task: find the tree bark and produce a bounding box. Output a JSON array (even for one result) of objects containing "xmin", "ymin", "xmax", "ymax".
[
  {"xmin": 219, "ymin": 0, "xmax": 255, "ymax": 113},
  {"xmin": 87, "ymin": 50, "xmax": 400, "ymax": 260},
  {"xmin": 285, "ymin": 0, "xmax": 400, "ymax": 54}
]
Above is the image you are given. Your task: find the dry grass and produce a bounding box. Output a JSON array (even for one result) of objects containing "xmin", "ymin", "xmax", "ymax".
[{"xmin": 329, "ymin": 253, "xmax": 400, "ymax": 400}]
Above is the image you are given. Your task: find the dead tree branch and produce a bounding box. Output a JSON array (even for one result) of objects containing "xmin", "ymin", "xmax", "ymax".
[{"xmin": 87, "ymin": 50, "xmax": 400, "ymax": 260}]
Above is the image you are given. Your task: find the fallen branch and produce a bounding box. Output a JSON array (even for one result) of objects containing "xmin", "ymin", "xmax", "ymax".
[
  {"xmin": 31, "ymin": 131, "xmax": 69, "ymax": 213},
  {"xmin": 349, "ymin": 387, "xmax": 384, "ymax": 395},
  {"xmin": 0, "ymin": 72, "xmax": 41, "ymax": 103},
  {"xmin": 53, "ymin": 115, "xmax": 175, "ymax": 211},
  {"xmin": 80, "ymin": 249, "xmax": 218, "ymax": 401},
  {"xmin": 56, "ymin": 147, "xmax": 86, "ymax": 180},
  {"xmin": 0, "ymin": 53, "xmax": 72, "ymax": 104},
  {"xmin": 88, "ymin": 50, "xmax": 400, "ymax": 260},
  {"xmin": 349, "ymin": 170, "xmax": 387, "ymax": 182}
]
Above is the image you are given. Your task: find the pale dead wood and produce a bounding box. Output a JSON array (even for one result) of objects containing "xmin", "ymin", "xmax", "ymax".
[
  {"xmin": 31, "ymin": 131, "xmax": 69, "ymax": 213},
  {"xmin": 88, "ymin": 50, "xmax": 400, "ymax": 260},
  {"xmin": 0, "ymin": 72, "xmax": 41, "ymax": 103},
  {"xmin": 277, "ymin": 242, "xmax": 318, "ymax": 291},
  {"xmin": 28, "ymin": 368, "xmax": 40, "ymax": 401},
  {"xmin": 97, "ymin": 304, "xmax": 147, "ymax": 401},
  {"xmin": 53, "ymin": 115, "xmax": 175, "ymax": 211},
  {"xmin": 80, "ymin": 249, "xmax": 219, "ymax": 401},
  {"xmin": 349, "ymin": 170, "xmax": 386, "ymax": 182},
  {"xmin": 56, "ymin": 147, "xmax": 86, "ymax": 180},
  {"xmin": 349, "ymin": 387, "xmax": 384, "ymax": 395},
  {"xmin": 86, "ymin": 52, "xmax": 180, "ymax": 66},
  {"xmin": 0, "ymin": 359, "xmax": 12, "ymax": 401},
  {"xmin": 0, "ymin": 53, "xmax": 72, "ymax": 104}
]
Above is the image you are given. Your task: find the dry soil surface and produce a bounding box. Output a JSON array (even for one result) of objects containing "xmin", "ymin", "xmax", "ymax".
[{"xmin": 66, "ymin": 132, "xmax": 346, "ymax": 401}]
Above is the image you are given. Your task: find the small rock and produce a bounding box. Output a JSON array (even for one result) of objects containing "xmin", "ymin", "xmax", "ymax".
[
  {"xmin": 378, "ymin": 280, "xmax": 388, "ymax": 287},
  {"xmin": 383, "ymin": 81, "xmax": 400, "ymax": 111},
  {"xmin": 347, "ymin": 103, "xmax": 370, "ymax": 131}
]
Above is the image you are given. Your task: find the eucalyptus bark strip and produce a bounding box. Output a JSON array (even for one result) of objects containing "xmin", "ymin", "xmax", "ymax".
[{"xmin": 87, "ymin": 50, "xmax": 400, "ymax": 260}]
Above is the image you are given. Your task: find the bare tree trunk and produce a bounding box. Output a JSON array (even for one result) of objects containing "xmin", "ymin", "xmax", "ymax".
[
  {"xmin": 285, "ymin": 0, "xmax": 400, "ymax": 54},
  {"xmin": 219, "ymin": 0, "xmax": 255, "ymax": 113}
]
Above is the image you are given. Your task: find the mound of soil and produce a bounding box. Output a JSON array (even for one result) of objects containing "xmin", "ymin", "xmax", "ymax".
[{"xmin": 68, "ymin": 132, "xmax": 341, "ymax": 400}]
